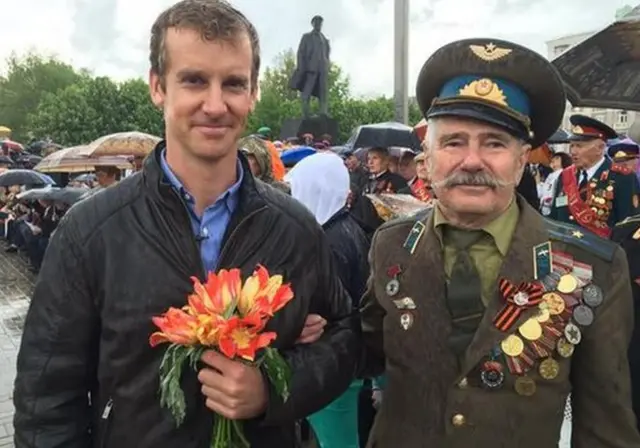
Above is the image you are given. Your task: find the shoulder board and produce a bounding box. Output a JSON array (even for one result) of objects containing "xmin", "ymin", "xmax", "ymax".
[
  {"xmin": 611, "ymin": 163, "xmax": 633, "ymax": 175},
  {"xmin": 377, "ymin": 207, "xmax": 433, "ymax": 233},
  {"xmin": 542, "ymin": 217, "xmax": 617, "ymax": 262},
  {"xmin": 617, "ymin": 214, "xmax": 640, "ymax": 226}
]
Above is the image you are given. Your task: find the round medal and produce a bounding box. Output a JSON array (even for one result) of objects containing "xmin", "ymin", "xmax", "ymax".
[
  {"xmin": 385, "ymin": 279, "xmax": 400, "ymax": 296},
  {"xmin": 501, "ymin": 334, "xmax": 525, "ymax": 357},
  {"xmin": 542, "ymin": 272, "xmax": 561, "ymax": 292},
  {"xmin": 564, "ymin": 323, "xmax": 582, "ymax": 345},
  {"xmin": 582, "ymin": 284, "xmax": 604, "ymax": 308},
  {"xmin": 538, "ymin": 358, "xmax": 560, "ymax": 380},
  {"xmin": 543, "ymin": 293, "xmax": 566, "ymax": 315},
  {"xmin": 518, "ymin": 319, "xmax": 543, "ymax": 341},
  {"xmin": 514, "ymin": 376, "xmax": 537, "ymax": 396},
  {"xmin": 556, "ymin": 337, "xmax": 575, "ymax": 358},
  {"xmin": 573, "ymin": 305, "xmax": 594, "ymax": 327},
  {"xmin": 513, "ymin": 291, "xmax": 530, "ymax": 306},
  {"xmin": 481, "ymin": 361, "xmax": 504, "ymax": 389},
  {"xmin": 534, "ymin": 307, "xmax": 550, "ymax": 323},
  {"xmin": 557, "ymin": 274, "xmax": 578, "ymax": 294}
]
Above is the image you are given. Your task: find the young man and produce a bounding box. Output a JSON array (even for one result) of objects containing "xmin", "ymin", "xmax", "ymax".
[
  {"xmin": 13, "ymin": 1, "xmax": 359, "ymax": 447},
  {"xmin": 361, "ymin": 37, "xmax": 640, "ymax": 447}
]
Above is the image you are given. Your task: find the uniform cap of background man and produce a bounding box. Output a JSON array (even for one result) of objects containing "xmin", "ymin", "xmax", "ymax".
[
  {"xmin": 415, "ymin": 37, "xmax": 566, "ymax": 148},
  {"xmin": 567, "ymin": 114, "xmax": 618, "ymax": 142},
  {"xmin": 607, "ymin": 137, "xmax": 640, "ymax": 162}
]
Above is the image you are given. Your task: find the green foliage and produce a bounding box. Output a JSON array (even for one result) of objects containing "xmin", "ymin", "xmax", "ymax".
[
  {"xmin": 0, "ymin": 52, "xmax": 86, "ymax": 141},
  {"xmin": 26, "ymin": 77, "xmax": 163, "ymax": 146}
]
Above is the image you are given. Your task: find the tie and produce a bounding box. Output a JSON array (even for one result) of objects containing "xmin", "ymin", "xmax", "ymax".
[
  {"xmin": 578, "ymin": 170, "xmax": 588, "ymax": 200},
  {"xmin": 445, "ymin": 228, "xmax": 486, "ymax": 356}
]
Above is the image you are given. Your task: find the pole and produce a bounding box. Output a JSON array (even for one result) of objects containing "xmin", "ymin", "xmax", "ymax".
[{"xmin": 393, "ymin": 0, "xmax": 409, "ymax": 124}]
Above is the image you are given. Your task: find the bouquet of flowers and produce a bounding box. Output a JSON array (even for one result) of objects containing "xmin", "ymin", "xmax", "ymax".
[
  {"xmin": 149, "ymin": 265, "xmax": 294, "ymax": 447},
  {"xmin": 366, "ymin": 193, "xmax": 432, "ymax": 221}
]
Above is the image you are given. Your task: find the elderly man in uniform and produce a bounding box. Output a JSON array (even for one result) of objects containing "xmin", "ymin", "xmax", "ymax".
[
  {"xmin": 548, "ymin": 115, "xmax": 639, "ymax": 238},
  {"xmin": 360, "ymin": 37, "xmax": 640, "ymax": 447},
  {"xmin": 608, "ymin": 138, "xmax": 640, "ymax": 183}
]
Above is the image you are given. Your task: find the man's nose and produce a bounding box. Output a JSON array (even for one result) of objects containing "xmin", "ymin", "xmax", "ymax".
[
  {"xmin": 459, "ymin": 143, "xmax": 483, "ymax": 169},
  {"xmin": 202, "ymin": 85, "xmax": 227, "ymax": 116}
]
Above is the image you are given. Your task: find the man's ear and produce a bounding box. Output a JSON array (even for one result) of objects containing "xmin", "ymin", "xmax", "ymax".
[{"xmin": 149, "ymin": 69, "xmax": 165, "ymax": 110}]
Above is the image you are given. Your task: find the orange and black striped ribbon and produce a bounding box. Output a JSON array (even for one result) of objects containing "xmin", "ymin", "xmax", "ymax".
[{"xmin": 493, "ymin": 279, "xmax": 544, "ymax": 332}]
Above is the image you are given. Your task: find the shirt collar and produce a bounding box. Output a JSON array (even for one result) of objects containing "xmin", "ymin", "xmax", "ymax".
[
  {"xmin": 160, "ymin": 148, "xmax": 244, "ymax": 211},
  {"xmin": 433, "ymin": 198, "xmax": 519, "ymax": 256},
  {"xmin": 583, "ymin": 157, "xmax": 606, "ymax": 180}
]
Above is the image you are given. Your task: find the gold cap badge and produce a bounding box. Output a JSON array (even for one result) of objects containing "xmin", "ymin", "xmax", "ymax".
[
  {"xmin": 459, "ymin": 78, "xmax": 508, "ymax": 107},
  {"xmin": 469, "ymin": 43, "xmax": 512, "ymax": 62},
  {"xmin": 572, "ymin": 125, "xmax": 584, "ymax": 134}
]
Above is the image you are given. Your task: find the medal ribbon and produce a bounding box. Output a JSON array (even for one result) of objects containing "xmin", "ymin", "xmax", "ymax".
[{"xmin": 493, "ymin": 279, "xmax": 544, "ymax": 332}]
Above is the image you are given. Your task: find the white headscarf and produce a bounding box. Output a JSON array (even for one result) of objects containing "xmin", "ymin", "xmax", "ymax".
[{"xmin": 285, "ymin": 152, "xmax": 350, "ymax": 226}]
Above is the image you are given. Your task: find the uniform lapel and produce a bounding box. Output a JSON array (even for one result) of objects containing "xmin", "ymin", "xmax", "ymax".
[{"xmin": 461, "ymin": 198, "xmax": 550, "ymax": 375}]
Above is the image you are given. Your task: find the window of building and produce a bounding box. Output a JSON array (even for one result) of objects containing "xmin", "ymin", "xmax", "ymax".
[
  {"xmin": 554, "ymin": 45, "xmax": 570, "ymax": 55},
  {"xmin": 593, "ymin": 113, "xmax": 606, "ymax": 123},
  {"xmin": 618, "ymin": 111, "xmax": 629, "ymax": 124}
]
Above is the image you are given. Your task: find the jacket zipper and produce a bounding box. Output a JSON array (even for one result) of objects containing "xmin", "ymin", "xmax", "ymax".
[
  {"xmin": 217, "ymin": 206, "xmax": 267, "ymax": 268},
  {"xmin": 100, "ymin": 398, "xmax": 114, "ymax": 448},
  {"xmin": 169, "ymin": 187, "xmax": 267, "ymax": 276}
]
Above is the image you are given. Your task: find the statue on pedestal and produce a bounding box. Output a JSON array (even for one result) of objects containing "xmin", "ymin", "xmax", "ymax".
[{"xmin": 289, "ymin": 15, "xmax": 331, "ymax": 117}]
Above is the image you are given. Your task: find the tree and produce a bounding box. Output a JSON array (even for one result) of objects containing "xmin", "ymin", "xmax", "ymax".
[
  {"xmin": 26, "ymin": 77, "xmax": 163, "ymax": 145},
  {"xmin": 0, "ymin": 53, "xmax": 87, "ymax": 141}
]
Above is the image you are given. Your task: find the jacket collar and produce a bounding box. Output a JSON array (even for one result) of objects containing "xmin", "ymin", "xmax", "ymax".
[{"xmin": 142, "ymin": 141, "xmax": 268, "ymax": 216}]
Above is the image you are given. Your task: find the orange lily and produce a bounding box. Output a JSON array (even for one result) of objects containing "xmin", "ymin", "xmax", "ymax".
[
  {"xmin": 149, "ymin": 307, "xmax": 202, "ymax": 347},
  {"xmin": 217, "ymin": 315, "xmax": 277, "ymax": 361},
  {"xmin": 188, "ymin": 269, "xmax": 242, "ymax": 317},
  {"xmin": 237, "ymin": 265, "xmax": 294, "ymax": 317}
]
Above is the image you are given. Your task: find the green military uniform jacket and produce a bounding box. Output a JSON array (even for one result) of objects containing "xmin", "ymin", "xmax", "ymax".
[
  {"xmin": 612, "ymin": 214, "xmax": 640, "ymax": 431},
  {"xmin": 361, "ymin": 197, "xmax": 639, "ymax": 448},
  {"xmin": 548, "ymin": 158, "xmax": 639, "ymax": 236}
]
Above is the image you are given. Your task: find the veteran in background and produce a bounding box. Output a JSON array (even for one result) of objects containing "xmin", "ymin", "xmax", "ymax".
[
  {"xmin": 360, "ymin": 38, "xmax": 640, "ymax": 447},
  {"xmin": 548, "ymin": 115, "xmax": 639, "ymax": 238}
]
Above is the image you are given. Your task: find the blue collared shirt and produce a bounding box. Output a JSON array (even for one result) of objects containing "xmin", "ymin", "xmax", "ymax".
[{"xmin": 160, "ymin": 150, "xmax": 243, "ymax": 272}]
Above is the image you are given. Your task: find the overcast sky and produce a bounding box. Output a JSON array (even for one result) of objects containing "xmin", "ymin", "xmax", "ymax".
[{"xmin": 1, "ymin": 0, "xmax": 634, "ymax": 97}]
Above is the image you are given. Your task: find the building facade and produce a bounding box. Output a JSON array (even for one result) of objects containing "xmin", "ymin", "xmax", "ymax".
[{"xmin": 546, "ymin": 32, "xmax": 636, "ymax": 135}]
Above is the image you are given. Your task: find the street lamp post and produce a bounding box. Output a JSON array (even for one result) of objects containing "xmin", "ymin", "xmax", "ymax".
[{"xmin": 394, "ymin": 0, "xmax": 409, "ymax": 124}]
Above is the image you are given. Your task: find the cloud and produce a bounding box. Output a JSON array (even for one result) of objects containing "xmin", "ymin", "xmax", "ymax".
[{"xmin": 0, "ymin": 0, "xmax": 635, "ymax": 97}]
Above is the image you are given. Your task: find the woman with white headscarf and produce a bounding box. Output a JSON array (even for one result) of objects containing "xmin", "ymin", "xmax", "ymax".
[{"xmin": 286, "ymin": 152, "xmax": 370, "ymax": 448}]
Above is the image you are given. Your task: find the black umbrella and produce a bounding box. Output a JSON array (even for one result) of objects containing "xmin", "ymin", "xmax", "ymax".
[
  {"xmin": 547, "ymin": 129, "xmax": 571, "ymax": 144},
  {"xmin": 0, "ymin": 169, "xmax": 56, "ymax": 187},
  {"xmin": 552, "ymin": 10, "xmax": 640, "ymax": 110},
  {"xmin": 17, "ymin": 187, "xmax": 87, "ymax": 205},
  {"xmin": 346, "ymin": 122, "xmax": 421, "ymax": 151}
]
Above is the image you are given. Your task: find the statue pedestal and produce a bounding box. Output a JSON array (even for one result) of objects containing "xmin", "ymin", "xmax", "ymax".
[{"xmin": 280, "ymin": 115, "xmax": 339, "ymax": 142}]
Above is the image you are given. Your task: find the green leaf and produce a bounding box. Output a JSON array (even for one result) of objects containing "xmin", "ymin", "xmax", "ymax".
[
  {"xmin": 261, "ymin": 347, "xmax": 292, "ymax": 402},
  {"xmin": 157, "ymin": 344, "xmax": 191, "ymax": 426}
]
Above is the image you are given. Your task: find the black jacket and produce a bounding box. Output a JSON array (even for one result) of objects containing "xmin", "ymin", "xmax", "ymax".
[
  {"xmin": 322, "ymin": 209, "xmax": 371, "ymax": 308},
  {"xmin": 13, "ymin": 145, "xmax": 360, "ymax": 448}
]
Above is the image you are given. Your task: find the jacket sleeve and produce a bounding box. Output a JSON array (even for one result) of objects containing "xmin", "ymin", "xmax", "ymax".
[
  {"xmin": 13, "ymin": 215, "xmax": 98, "ymax": 448},
  {"xmin": 262, "ymin": 228, "xmax": 360, "ymax": 424},
  {"xmin": 613, "ymin": 173, "xmax": 640, "ymax": 224},
  {"xmin": 358, "ymin": 229, "xmax": 386, "ymax": 378},
  {"xmin": 571, "ymin": 247, "xmax": 640, "ymax": 447}
]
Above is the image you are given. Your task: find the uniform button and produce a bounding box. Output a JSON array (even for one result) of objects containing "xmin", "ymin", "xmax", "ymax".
[
  {"xmin": 452, "ymin": 414, "xmax": 466, "ymax": 427},
  {"xmin": 457, "ymin": 378, "xmax": 468, "ymax": 389},
  {"xmin": 569, "ymin": 216, "xmax": 575, "ymax": 221}
]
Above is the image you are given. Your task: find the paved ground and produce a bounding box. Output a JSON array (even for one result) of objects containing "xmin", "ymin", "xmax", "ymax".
[{"xmin": 0, "ymin": 244, "xmax": 35, "ymax": 447}]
